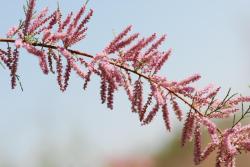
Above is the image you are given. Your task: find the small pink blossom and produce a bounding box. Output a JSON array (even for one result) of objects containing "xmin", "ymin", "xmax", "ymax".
[
  {"xmin": 172, "ymin": 100, "xmax": 183, "ymax": 121},
  {"xmin": 177, "ymin": 74, "xmax": 201, "ymax": 86},
  {"xmin": 15, "ymin": 39, "xmax": 23, "ymax": 48},
  {"xmin": 28, "ymin": 7, "xmax": 49, "ymax": 34},
  {"xmin": 105, "ymin": 25, "xmax": 132, "ymax": 53},
  {"xmin": 58, "ymin": 47, "xmax": 86, "ymax": 78},
  {"xmin": 182, "ymin": 112, "xmax": 195, "ymax": 146},
  {"xmin": 7, "ymin": 26, "xmax": 18, "ymax": 37}
]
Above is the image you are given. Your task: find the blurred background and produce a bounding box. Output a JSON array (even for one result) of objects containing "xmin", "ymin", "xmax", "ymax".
[{"xmin": 0, "ymin": 0, "xmax": 250, "ymax": 166}]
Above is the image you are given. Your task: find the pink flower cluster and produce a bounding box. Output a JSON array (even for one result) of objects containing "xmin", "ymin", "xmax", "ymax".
[
  {"xmin": 0, "ymin": 47, "xmax": 19, "ymax": 89},
  {"xmin": 181, "ymin": 94, "xmax": 250, "ymax": 166},
  {"xmin": 4, "ymin": 0, "xmax": 93, "ymax": 91}
]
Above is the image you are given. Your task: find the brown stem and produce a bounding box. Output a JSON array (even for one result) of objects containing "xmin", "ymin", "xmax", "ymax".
[{"xmin": 0, "ymin": 38, "xmax": 222, "ymax": 134}]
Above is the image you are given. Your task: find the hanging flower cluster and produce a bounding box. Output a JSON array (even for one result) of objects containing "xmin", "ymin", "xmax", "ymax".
[
  {"xmin": 3, "ymin": 0, "xmax": 93, "ymax": 91},
  {"xmin": 0, "ymin": 0, "xmax": 250, "ymax": 166}
]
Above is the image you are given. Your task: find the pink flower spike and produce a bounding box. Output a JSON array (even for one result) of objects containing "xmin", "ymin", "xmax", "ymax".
[
  {"xmin": 194, "ymin": 124, "xmax": 202, "ymax": 165},
  {"xmin": 58, "ymin": 47, "xmax": 86, "ymax": 78},
  {"xmin": 162, "ymin": 103, "xmax": 171, "ymax": 131},
  {"xmin": 42, "ymin": 29, "xmax": 51, "ymax": 42},
  {"xmin": 113, "ymin": 33, "xmax": 139, "ymax": 53},
  {"xmin": 47, "ymin": 33, "xmax": 67, "ymax": 42},
  {"xmin": 59, "ymin": 12, "xmax": 73, "ymax": 32},
  {"xmin": 23, "ymin": 43, "xmax": 48, "ymax": 74},
  {"xmin": 172, "ymin": 100, "xmax": 183, "ymax": 121},
  {"xmin": 38, "ymin": 11, "xmax": 58, "ymax": 36},
  {"xmin": 197, "ymin": 84, "xmax": 214, "ymax": 96},
  {"xmin": 7, "ymin": 26, "xmax": 18, "ymax": 37},
  {"xmin": 142, "ymin": 103, "xmax": 159, "ymax": 125},
  {"xmin": 240, "ymin": 141, "xmax": 250, "ymax": 151},
  {"xmin": 23, "ymin": 0, "xmax": 36, "ymax": 35},
  {"xmin": 140, "ymin": 33, "xmax": 157, "ymax": 49},
  {"xmin": 154, "ymin": 49, "xmax": 171, "ymax": 73},
  {"xmin": 222, "ymin": 129, "xmax": 238, "ymax": 156},
  {"xmin": 73, "ymin": 9, "xmax": 93, "ymax": 37},
  {"xmin": 145, "ymin": 34, "xmax": 166, "ymax": 55},
  {"xmin": 151, "ymin": 84, "xmax": 164, "ymax": 105},
  {"xmin": 229, "ymin": 96, "xmax": 250, "ymax": 105},
  {"xmin": 105, "ymin": 25, "xmax": 132, "ymax": 53},
  {"xmin": 177, "ymin": 74, "xmax": 201, "ymax": 86},
  {"xmin": 72, "ymin": 4, "xmax": 87, "ymax": 28},
  {"xmin": 107, "ymin": 81, "xmax": 115, "ymax": 110},
  {"xmin": 197, "ymin": 115, "xmax": 219, "ymax": 144},
  {"xmin": 28, "ymin": 7, "xmax": 49, "ymax": 34},
  {"xmin": 15, "ymin": 39, "xmax": 23, "ymax": 48},
  {"xmin": 205, "ymin": 87, "xmax": 221, "ymax": 99},
  {"xmin": 201, "ymin": 142, "xmax": 217, "ymax": 162},
  {"xmin": 181, "ymin": 112, "xmax": 195, "ymax": 146},
  {"xmin": 100, "ymin": 76, "xmax": 107, "ymax": 104}
]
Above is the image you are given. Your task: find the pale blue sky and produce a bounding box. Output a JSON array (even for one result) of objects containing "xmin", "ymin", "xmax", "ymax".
[{"xmin": 0, "ymin": 0, "xmax": 249, "ymax": 166}]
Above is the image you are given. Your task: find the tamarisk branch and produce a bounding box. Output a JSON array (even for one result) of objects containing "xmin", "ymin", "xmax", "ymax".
[{"xmin": 1, "ymin": 0, "xmax": 250, "ymax": 166}]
